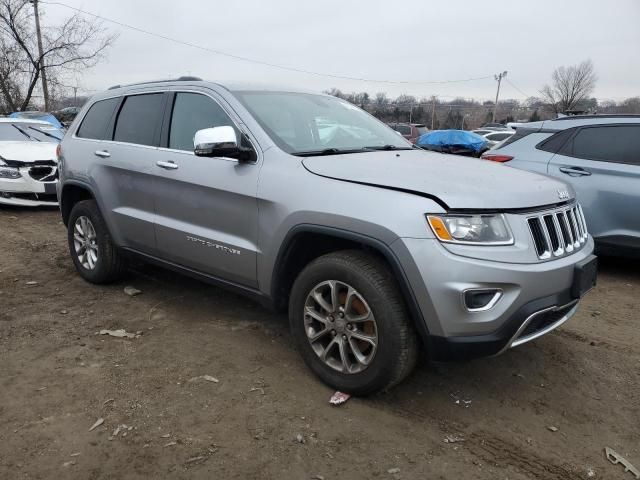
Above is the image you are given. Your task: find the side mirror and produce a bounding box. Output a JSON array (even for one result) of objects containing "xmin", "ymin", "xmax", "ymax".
[{"xmin": 193, "ymin": 126, "xmax": 239, "ymax": 157}]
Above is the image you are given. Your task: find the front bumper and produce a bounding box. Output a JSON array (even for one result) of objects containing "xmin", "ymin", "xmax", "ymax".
[
  {"xmin": 392, "ymin": 236, "xmax": 596, "ymax": 360},
  {"xmin": 0, "ymin": 166, "xmax": 58, "ymax": 206}
]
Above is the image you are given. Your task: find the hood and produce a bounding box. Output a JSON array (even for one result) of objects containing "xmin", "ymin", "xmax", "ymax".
[
  {"xmin": 0, "ymin": 141, "xmax": 58, "ymax": 164},
  {"xmin": 302, "ymin": 150, "xmax": 574, "ymax": 210}
]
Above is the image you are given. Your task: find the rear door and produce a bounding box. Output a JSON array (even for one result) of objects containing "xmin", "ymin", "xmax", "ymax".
[
  {"xmin": 548, "ymin": 124, "xmax": 640, "ymax": 246},
  {"xmin": 95, "ymin": 92, "xmax": 166, "ymax": 253},
  {"xmin": 152, "ymin": 90, "xmax": 260, "ymax": 288}
]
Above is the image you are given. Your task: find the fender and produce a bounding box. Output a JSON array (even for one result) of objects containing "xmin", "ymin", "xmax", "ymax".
[{"xmin": 271, "ymin": 224, "xmax": 431, "ymax": 345}]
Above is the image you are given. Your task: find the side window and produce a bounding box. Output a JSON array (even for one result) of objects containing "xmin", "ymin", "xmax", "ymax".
[
  {"xmin": 169, "ymin": 93, "xmax": 236, "ymax": 151},
  {"xmin": 566, "ymin": 125, "xmax": 640, "ymax": 165},
  {"xmin": 76, "ymin": 97, "xmax": 119, "ymax": 140},
  {"xmin": 113, "ymin": 93, "xmax": 165, "ymax": 146},
  {"xmin": 537, "ymin": 128, "xmax": 575, "ymax": 154}
]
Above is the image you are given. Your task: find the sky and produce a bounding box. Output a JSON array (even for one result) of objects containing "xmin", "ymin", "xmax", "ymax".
[{"xmin": 41, "ymin": 0, "xmax": 640, "ymax": 102}]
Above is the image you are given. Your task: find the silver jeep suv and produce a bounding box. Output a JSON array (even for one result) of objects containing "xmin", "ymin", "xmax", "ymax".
[{"xmin": 57, "ymin": 77, "xmax": 597, "ymax": 394}]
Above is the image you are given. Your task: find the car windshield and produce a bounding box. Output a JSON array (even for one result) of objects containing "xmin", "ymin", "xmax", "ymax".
[
  {"xmin": 233, "ymin": 91, "xmax": 411, "ymax": 155},
  {"xmin": 0, "ymin": 122, "xmax": 63, "ymax": 143}
]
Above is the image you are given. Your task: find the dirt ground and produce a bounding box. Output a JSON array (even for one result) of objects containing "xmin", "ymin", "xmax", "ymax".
[{"xmin": 0, "ymin": 206, "xmax": 638, "ymax": 480}]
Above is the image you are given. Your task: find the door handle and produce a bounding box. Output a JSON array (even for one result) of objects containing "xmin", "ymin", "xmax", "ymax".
[
  {"xmin": 156, "ymin": 160, "xmax": 178, "ymax": 170},
  {"xmin": 559, "ymin": 166, "xmax": 591, "ymax": 177},
  {"xmin": 94, "ymin": 150, "xmax": 110, "ymax": 158}
]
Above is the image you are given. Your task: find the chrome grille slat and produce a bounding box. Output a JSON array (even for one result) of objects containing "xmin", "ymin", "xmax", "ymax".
[{"xmin": 527, "ymin": 203, "xmax": 588, "ymax": 260}]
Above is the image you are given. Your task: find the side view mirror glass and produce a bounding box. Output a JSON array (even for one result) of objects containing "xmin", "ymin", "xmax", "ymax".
[{"xmin": 193, "ymin": 126, "xmax": 239, "ymax": 157}]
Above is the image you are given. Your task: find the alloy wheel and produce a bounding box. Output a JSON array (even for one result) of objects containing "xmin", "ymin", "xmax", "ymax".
[
  {"xmin": 73, "ymin": 216, "xmax": 99, "ymax": 270},
  {"xmin": 303, "ymin": 280, "xmax": 378, "ymax": 374}
]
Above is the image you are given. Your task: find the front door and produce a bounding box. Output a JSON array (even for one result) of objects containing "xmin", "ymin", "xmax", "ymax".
[
  {"xmin": 548, "ymin": 124, "xmax": 640, "ymax": 247},
  {"xmin": 152, "ymin": 91, "xmax": 260, "ymax": 288}
]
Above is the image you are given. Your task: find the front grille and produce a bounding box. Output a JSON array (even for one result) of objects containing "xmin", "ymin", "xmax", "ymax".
[{"xmin": 527, "ymin": 204, "xmax": 588, "ymax": 259}]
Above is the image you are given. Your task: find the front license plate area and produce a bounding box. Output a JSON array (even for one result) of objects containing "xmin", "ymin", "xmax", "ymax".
[{"xmin": 572, "ymin": 255, "xmax": 598, "ymax": 298}]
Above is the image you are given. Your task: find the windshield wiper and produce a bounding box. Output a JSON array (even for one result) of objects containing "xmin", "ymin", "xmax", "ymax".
[
  {"xmin": 363, "ymin": 145, "xmax": 413, "ymax": 151},
  {"xmin": 12, "ymin": 124, "xmax": 39, "ymax": 141},
  {"xmin": 292, "ymin": 148, "xmax": 368, "ymax": 157},
  {"xmin": 28, "ymin": 126, "xmax": 62, "ymax": 141}
]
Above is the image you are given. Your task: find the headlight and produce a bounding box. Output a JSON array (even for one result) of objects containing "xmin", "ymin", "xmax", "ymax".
[
  {"xmin": 0, "ymin": 161, "xmax": 22, "ymax": 179},
  {"xmin": 427, "ymin": 214, "xmax": 513, "ymax": 245}
]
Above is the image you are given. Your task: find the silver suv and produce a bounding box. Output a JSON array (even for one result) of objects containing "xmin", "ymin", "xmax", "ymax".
[
  {"xmin": 484, "ymin": 115, "xmax": 640, "ymax": 256},
  {"xmin": 57, "ymin": 78, "xmax": 597, "ymax": 394}
]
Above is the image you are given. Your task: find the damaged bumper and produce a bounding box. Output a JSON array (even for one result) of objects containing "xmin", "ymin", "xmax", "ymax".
[{"xmin": 0, "ymin": 163, "xmax": 58, "ymax": 206}]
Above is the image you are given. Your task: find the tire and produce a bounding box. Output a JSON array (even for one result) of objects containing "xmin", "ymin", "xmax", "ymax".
[
  {"xmin": 67, "ymin": 199, "xmax": 126, "ymax": 284},
  {"xmin": 289, "ymin": 250, "xmax": 418, "ymax": 395}
]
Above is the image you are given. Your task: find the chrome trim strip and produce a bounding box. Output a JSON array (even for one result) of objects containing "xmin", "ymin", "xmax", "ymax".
[{"xmin": 501, "ymin": 300, "xmax": 579, "ymax": 353}]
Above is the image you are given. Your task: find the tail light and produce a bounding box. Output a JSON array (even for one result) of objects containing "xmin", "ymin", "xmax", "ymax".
[{"xmin": 481, "ymin": 153, "xmax": 514, "ymax": 162}]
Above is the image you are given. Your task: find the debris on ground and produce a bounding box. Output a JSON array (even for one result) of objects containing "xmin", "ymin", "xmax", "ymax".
[
  {"xmin": 586, "ymin": 466, "xmax": 595, "ymax": 477},
  {"xmin": 160, "ymin": 433, "xmax": 171, "ymax": 438},
  {"xmin": 102, "ymin": 398, "xmax": 115, "ymax": 407},
  {"xmin": 547, "ymin": 426, "xmax": 559, "ymax": 432},
  {"xmin": 329, "ymin": 391, "xmax": 351, "ymax": 406},
  {"xmin": 88, "ymin": 418, "xmax": 104, "ymax": 432},
  {"xmin": 60, "ymin": 310, "xmax": 68, "ymax": 315},
  {"xmin": 111, "ymin": 424, "xmax": 132, "ymax": 437},
  {"xmin": 387, "ymin": 467, "xmax": 401, "ymax": 474},
  {"xmin": 164, "ymin": 441, "xmax": 177, "ymax": 447},
  {"xmin": 295, "ymin": 433, "xmax": 305, "ymax": 444},
  {"xmin": 311, "ymin": 475, "xmax": 325, "ymax": 480},
  {"xmin": 35, "ymin": 386, "xmax": 46, "ymax": 392},
  {"xmin": 189, "ymin": 375, "xmax": 219, "ymax": 383},
  {"xmin": 124, "ymin": 286, "xmax": 142, "ymax": 296},
  {"xmin": 62, "ymin": 461, "xmax": 76, "ymax": 467},
  {"xmin": 185, "ymin": 456, "xmax": 206, "ymax": 464},
  {"xmin": 25, "ymin": 281, "xmax": 38, "ymax": 286},
  {"xmin": 605, "ymin": 447, "xmax": 640, "ymax": 479},
  {"xmin": 98, "ymin": 329, "xmax": 140, "ymax": 339},
  {"xmin": 443, "ymin": 434, "xmax": 466, "ymax": 443},
  {"xmin": 70, "ymin": 453, "xmax": 80, "ymax": 457}
]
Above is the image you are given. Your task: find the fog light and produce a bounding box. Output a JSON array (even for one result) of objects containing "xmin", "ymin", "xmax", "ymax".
[
  {"xmin": 463, "ymin": 289, "xmax": 502, "ymax": 311},
  {"xmin": 0, "ymin": 166, "xmax": 22, "ymax": 179}
]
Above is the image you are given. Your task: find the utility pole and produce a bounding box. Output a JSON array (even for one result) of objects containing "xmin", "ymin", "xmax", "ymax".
[
  {"xmin": 492, "ymin": 71, "xmax": 507, "ymax": 123},
  {"xmin": 73, "ymin": 86, "xmax": 78, "ymax": 106},
  {"xmin": 430, "ymin": 96, "xmax": 437, "ymax": 130},
  {"xmin": 30, "ymin": 0, "xmax": 50, "ymax": 111}
]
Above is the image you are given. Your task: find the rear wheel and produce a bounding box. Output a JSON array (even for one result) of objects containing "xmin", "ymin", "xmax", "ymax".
[
  {"xmin": 289, "ymin": 250, "xmax": 418, "ymax": 395},
  {"xmin": 67, "ymin": 200, "xmax": 125, "ymax": 284}
]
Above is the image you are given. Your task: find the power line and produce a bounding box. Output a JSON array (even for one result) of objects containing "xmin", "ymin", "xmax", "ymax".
[
  {"xmin": 505, "ymin": 78, "xmax": 532, "ymax": 98},
  {"xmin": 41, "ymin": 0, "xmax": 495, "ymax": 86}
]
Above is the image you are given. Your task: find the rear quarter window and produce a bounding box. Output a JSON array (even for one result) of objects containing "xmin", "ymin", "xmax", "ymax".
[
  {"xmin": 76, "ymin": 97, "xmax": 120, "ymax": 140},
  {"xmin": 536, "ymin": 128, "xmax": 575, "ymax": 153}
]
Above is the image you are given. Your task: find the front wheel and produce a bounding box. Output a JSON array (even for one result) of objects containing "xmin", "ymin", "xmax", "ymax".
[{"xmin": 289, "ymin": 250, "xmax": 418, "ymax": 395}]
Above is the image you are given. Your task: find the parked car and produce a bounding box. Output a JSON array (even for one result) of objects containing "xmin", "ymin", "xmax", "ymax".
[
  {"xmin": 57, "ymin": 78, "xmax": 596, "ymax": 394},
  {"xmin": 388, "ymin": 123, "xmax": 428, "ymax": 143},
  {"xmin": 0, "ymin": 118, "xmax": 63, "ymax": 206},
  {"xmin": 481, "ymin": 122, "xmax": 510, "ymax": 130},
  {"xmin": 477, "ymin": 130, "xmax": 515, "ymax": 148},
  {"xmin": 417, "ymin": 129, "xmax": 489, "ymax": 156},
  {"xmin": 54, "ymin": 106, "xmax": 81, "ymax": 128},
  {"xmin": 482, "ymin": 115, "xmax": 640, "ymax": 256},
  {"xmin": 9, "ymin": 111, "xmax": 64, "ymax": 129}
]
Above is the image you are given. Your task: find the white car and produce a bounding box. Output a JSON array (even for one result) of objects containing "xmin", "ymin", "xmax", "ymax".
[
  {"xmin": 473, "ymin": 129, "xmax": 515, "ymax": 148},
  {"xmin": 0, "ymin": 118, "xmax": 63, "ymax": 206}
]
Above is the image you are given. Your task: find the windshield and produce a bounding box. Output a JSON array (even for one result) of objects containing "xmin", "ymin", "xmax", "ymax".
[
  {"xmin": 233, "ymin": 91, "xmax": 411, "ymax": 155},
  {"xmin": 0, "ymin": 123, "xmax": 63, "ymax": 143}
]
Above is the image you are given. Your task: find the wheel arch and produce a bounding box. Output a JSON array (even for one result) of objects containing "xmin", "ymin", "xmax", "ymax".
[
  {"xmin": 270, "ymin": 224, "xmax": 430, "ymax": 344},
  {"xmin": 60, "ymin": 181, "xmax": 96, "ymax": 226}
]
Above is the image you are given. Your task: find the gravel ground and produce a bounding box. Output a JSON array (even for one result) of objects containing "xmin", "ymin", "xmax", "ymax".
[{"xmin": 1, "ymin": 206, "xmax": 639, "ymax": 480}]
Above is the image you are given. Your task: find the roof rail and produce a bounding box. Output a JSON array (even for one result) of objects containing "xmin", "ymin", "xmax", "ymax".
[
  {"xmin": 553, "ymin": 114, "xmax": 640, "ymax": 121},
  {"xmin": 108, "ymin": 76, "xmax": 203, "ymax": 90}
]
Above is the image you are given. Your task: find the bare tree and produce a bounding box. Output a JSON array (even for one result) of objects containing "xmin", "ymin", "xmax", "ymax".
[
  {"xmin": 541, "ymin": 60, "xmax": 597, "ymax": 114},
  {"xmin": 0, "ymin": 0, "xmax": 116, "ymax": 112}
]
